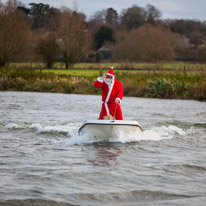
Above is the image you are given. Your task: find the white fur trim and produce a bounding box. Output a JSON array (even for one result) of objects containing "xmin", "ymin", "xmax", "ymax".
[
  {"xmin": 105, "ymin": 76, "xmax": 115, "ymax": 116},
  {"xmin": 105, "ymin": 103, "xmax": 110, "ymax": 116},
  {"xmin": 105, "ymin": 73, "xmax": 114, "ymax": 77},
  {"xmin": 115, "ymin": 97, "xmax": 121, "ymax": 104},
  {"xmin": 97, "ymin": 77, "xmax": 103, "ymax": 83}
]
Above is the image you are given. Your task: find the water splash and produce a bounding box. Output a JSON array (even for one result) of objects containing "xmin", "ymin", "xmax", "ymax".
[
  {"xmin": 5, "ymin": 123, "xmax": 27, "ymax": 130},
  {"xmin": 5, "ymin": 122, "xmax": 194, "ymax": 145},
  {"xmin": 29, "ymin": 123, "xmax": 79, "ymax": 136},
  {"xmin": 64, "ymin": 125, "xmax": 194, "ymax": 145},
  {"xmin": 4, "ymin": 122, "xmax": 80, "ymax": 137}
]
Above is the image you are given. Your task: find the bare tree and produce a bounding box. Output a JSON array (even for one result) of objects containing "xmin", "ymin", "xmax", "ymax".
[
  {"xmin": 197, "ymin": 45, "xmax": 206, "ymax": 62},
  {"xmin": 0, "ymin": 0, "xmax": 31, "ymax": 66},
  {"xmin": 36, "ymin": 33, "xmax": 60, "ymax": 68},
  {"xmin": 120, "ymin": 5, "xmax": 147, "ymax": 30},
  {"xmin": 56, "ymin": 9, "xmax": 92, "ymax": 68},
  {"xmin": 105, "ymin": 8, "xmax": 119, "ymax": 28},
  {"xmin": 87, "ymin": 18, "xmax": 103, "ymax": 35},
  {"xmin": 146, "ymin": 4, "xmax": 162, "ymax": 25},
  {"xmin": 114, "ymin": 25, "xmax": 177, "ymax": 62},
  {"xmin": 92, "ymin": 10, "xmax": 106, "ymax": 24}
]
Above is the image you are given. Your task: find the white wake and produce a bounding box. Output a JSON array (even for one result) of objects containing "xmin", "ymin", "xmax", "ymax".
[{"xmin": 5, "ymin": 122, "xmax": 194, "ymax": 145}]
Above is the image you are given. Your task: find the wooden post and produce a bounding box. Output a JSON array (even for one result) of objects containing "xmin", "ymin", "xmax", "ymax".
[
  {"xmin": 184, "ymin": 66, "xmax": 186, "ymax": 76},
  {"xmin": 100, "ymin": 66, "xmax": 103, "ymax": 76}
]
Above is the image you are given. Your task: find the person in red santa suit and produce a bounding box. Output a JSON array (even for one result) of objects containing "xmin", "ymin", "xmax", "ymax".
[{"xmin": 94, "ymin": 67, "xmax": 123, "ymax": 120}]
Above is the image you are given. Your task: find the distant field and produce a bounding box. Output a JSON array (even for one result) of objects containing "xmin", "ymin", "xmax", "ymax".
[
  {"xmin": 9, "ymin": 62, "xmax": 206, "ymax": 70},
  {"xmin": 8, "ymin": 62, "xmax": 206, "ymax": 77},
  {"xmin": 42, "ymin": 69, "xmax": 105, "ymax": 76},
  {"xmin": 41, "ymin": 68, "xmax": 203, "ymax": 76},
  {"xmin": 41, "ymin": 69, "xmax": 151, "ymax": 76},
  {"xmin": 72, "ymin": 62, "xmax": 206, "ymax": 70}
]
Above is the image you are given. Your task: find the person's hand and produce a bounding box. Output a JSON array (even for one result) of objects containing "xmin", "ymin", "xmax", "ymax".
[
  {"xmin": 115, "ymin": 99, "xmax": 120, "ymax": 104},
  {"xmin": 102, "ymin": 73, "xmax": 107, "ymax": 80}
]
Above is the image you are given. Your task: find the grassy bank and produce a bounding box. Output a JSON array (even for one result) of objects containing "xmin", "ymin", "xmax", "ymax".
[{"xmin": 0, "ymin": 67, "xmax": 205, "ymax": 101}]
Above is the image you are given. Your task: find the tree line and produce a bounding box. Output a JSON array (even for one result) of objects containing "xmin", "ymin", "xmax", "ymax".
[{"xmin": 0, "ymin": 0, "xmax": 206, "ymax": 69}]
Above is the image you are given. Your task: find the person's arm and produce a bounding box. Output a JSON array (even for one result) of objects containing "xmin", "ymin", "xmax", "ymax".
[
  {"xmin": 115, "ymin": 81, "xmax": 123, "ymax": 104},
  {"xmin": 94, "ymin": 74, "xmax": 106, "ymax": 88}
]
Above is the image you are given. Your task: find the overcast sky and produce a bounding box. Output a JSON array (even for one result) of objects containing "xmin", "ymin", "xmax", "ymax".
[{"xmin": 4, "ymin": 0, "xmax": 206, "ymax": 21}]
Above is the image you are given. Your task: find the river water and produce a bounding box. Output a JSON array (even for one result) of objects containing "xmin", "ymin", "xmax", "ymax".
[{"xmin": 0, "ymin": 91, "xmax": 206, "ymax": 206}]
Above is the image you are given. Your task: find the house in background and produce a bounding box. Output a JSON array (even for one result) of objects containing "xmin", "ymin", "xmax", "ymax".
[{"xmin": 97, "ymin": 45, "xmax": 113, "ymax": 60}]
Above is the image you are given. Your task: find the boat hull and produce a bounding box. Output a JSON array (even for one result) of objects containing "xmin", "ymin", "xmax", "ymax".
[{"xmin": 78, "ymin": 120, "xmax": 143, "ymax": 140}]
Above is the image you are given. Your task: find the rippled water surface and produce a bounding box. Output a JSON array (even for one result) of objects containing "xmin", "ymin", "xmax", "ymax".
[{"xmin": 0, "ymin": 92, "xmax": 206, "ymax": 206}]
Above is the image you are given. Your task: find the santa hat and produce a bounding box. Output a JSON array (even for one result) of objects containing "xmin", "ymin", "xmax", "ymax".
[{"xmin": 107, "ymin": 67, "xmax": 115, "ymax": 76}]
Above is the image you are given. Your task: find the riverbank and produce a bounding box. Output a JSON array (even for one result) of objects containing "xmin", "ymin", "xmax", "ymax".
[{"xmin": 0, "ymin": 67, "xmax": 205, "ymax": 101}]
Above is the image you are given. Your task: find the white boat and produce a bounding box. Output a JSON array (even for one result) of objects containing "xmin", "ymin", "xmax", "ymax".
[{"xmin": 78, "ymin": 120, "xmax": 143, "ymax": 139}]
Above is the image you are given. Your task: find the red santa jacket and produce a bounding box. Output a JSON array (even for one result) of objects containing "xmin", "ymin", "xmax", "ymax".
[{"xmin": 94, "ymin": 68, "xmax": 123, "ymax": 120}]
